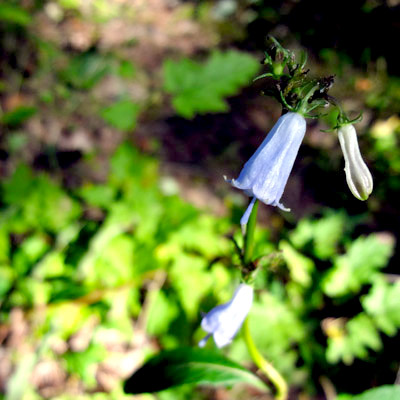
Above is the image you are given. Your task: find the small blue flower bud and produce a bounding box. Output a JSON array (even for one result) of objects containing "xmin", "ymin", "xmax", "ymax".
[
  {"xmin": 338, "ymin": 124, "xmax": 373, "ymax": 201},
  {"xmin": 199, "ymin": 284, "xmax": 253, "ymax": 348},
  {"xmin": 226, "ymin": 112, "xmax": 307, "ymax": 226}
]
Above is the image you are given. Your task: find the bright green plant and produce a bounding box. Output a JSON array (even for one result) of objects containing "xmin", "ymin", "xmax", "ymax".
[{"xmin": 163, "ymin": 50, "xmax": 260, "ymax": 118}]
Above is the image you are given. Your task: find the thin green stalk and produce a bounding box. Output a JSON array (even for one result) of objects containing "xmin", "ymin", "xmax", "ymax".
[
  {"xmin": 243, "ymin": 318, "xmax": 288, "ymax": 400},
  {"xmin": 243, "ymin": 199, "xmax": 259, "ymax": 265},
  {"xmin": 297, "ymin": 82, "xmax": 319, "ymax": 115}
]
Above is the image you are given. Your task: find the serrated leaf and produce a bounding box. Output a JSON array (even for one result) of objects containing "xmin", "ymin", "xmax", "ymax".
[
  {"xmin": 326, "ymin": 314, "xmax": 381, "ymax": 365},
  {"xmin": 124, "ymin": 347, "xmax": 268, "ymax": 394},
  {"xmin": 362, "ymin": 279, "xmax": 400, "ymax": 336},
  {"xmin": 289, "ymin": 211, "xmax": 346, "ymax": 259},
  {"xmin": 322, "ymin": 235, "xmax": 393, "ymax": 297},
  {"xmin": 163, "ymin": 50, "xmax": 259, "ymax": 118},
  {"xmin": 101, "ymin": 99, "xmax": 140, "ymax": 132},
  {"xmin": 337, "ymin": 385, "xmax": 400, "ymax": 400}
]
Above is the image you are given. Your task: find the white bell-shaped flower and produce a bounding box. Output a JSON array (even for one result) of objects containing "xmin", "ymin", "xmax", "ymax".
[
  {"xmin": 199, "ymin": 284, "xmax": 254, "ymax": 348},
  {"xmin": 226, "ymin": 112, "xmax": 307, "ymax": 226}
]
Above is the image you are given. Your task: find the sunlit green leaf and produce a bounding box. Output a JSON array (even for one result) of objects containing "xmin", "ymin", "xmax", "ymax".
[
  {"xmin": 101, "ymin": 99, "xmax": 140, "ymax": 132},
  {"xmin": 78, "ymin": 184, "xmax": 117, "ymax": 209},
  {"xmin": 279, "ymin": 240, "xmax": 314, "ymax": 287},
  {"xmin": 362, "ymin": 279, "xmax": 400, "ymax": 336},
  {"xmin": 326, "ymin": 314, "xmax": 381, "ymax": 365},
  {"xmin": 146, "ymin": 290, "xmax": 180, "ymax": 336},
  {"xmin": 169, "ymin": 254, "xmax": 212, "ymax": 318},
  {"xmin": 163, "ymin": 50, "xmax": 259, "ymax": 118},
  {"xmin": 64, "ymin": 344, "xmax": 107, "ymax": 388},
  {"xmin": 289, "ymin": 211, "xmax": 346, "ymax": 259},
  {"xmin": 322, "ymin": 235, "xmax": 393, "ymax": 297},
  {"xmin": 0, "ymin": 266, "xmax": 14, "ymax": 299}
]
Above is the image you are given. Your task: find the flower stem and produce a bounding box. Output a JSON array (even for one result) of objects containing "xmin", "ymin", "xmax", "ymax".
[
  {"xmin": 243, "ymin": 199, "xmax": 259, "ymax": 265},
  {"xmin": 297, "ymin": 83, "xmax": 319, "ymax": 116},
  {"xmin": 243, "ymin": 318, "xmax": 288, "ymax": 400}
]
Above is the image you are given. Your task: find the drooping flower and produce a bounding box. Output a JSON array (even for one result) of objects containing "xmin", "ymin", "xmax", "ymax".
[
  {"xmin": 338, "ymin": 123, "xmax": 373, "ymax": 201},
  {"xmin": 198, "ymin": 284, "xmax": 254, "ymax": 348},
  {"xmin": 226, "ymin": 112, "xmax": 307, "ymax": 226}
]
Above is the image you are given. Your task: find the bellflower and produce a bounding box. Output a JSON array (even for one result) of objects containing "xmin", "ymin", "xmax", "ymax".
[
  {"xmin": 338, "ymin": 124, "xmax": 373, "ymax": 201},
  {"xmin": 198, "ymin": 284, "xmax": 254, "ymax": 348},
  {"xmin": 226, "ymin": 112, "xmax": 307, "ymax": 226}
]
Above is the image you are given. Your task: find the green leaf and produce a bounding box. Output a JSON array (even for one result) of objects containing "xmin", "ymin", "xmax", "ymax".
[
  {"xmin": 23, "ymin": 175, "xmax": 82, "ymax": 233},
  {"xmin": 1, "ymin": 106, "xmax": 37, "ymax": 126},
  {"xmin": 362, "ymin": 279, "xmax": 400, "ymax": 336},
  {"xmin": 2, "ymin": 167, "xmax": 82, "ymax": 234},
  {"xmin": 0, "ymin": 4, "xmax": 31, "ymax": 25},
  {"xmin": 326, "ymin": 314, "xmax": 381, "ymax": 365},
  {"xmin": 322, "ymin": 234, "xmax": 394, "ymax": 297},
  {"xmin": 163, "ymin": 50, "xmax": 259, "ymax": 118},
  {"xmin": 312, "ymin": 212, "xmax": 346, "ymax": 259},
  {"xmin": 169, "ymin": 254, "xmax": 212, "ymax": 318},
  {"xmin": 0, "ymin": 266, "xmax": 14, "ymax": 299},
  {"xmin": 101, "ymin": 99, "xmax": 140, "ymax": 132},
  {"xmin": 118, "ymin": 60, "xmax": 136, "ymax": 79},
  {"xmin": 33, "ymin": 251, "xmax": 67, "ymax": 279},
  {"xmin": 64, "ymin": 344, "xmax": 107, "ymax": 388},
  {"xmin": 146, "ymin": 290, "xmax": 180, "ymax": 336},
  {"xmin": 78, "ymin": 184, "xmax": 116, "ymax": 209},
  {"xmin": 61, "ymin": 53, "xmax": 110, "ymax": 90},
  {"xmin": 110, "ymin": 142, "xmax": 157, "ymax": 186},
  {"xmin": 124, "ymin": 347, "xmax": 268, "ymax": 394},
  {"xmin": 13, "ymin": 234, "xmax": 50, "ymax": 276},
  {"xmin": 337, "ymin": 385, "xmax": 400, "ymax": 400},
  {"xmin": 289, "ymin": 211, "xmax": 346, "ymax": 259},
  {"xmin": 2, "ymin": 164, "xmax": 34, "ymax": 206},
  {"xmin": 279, "ymin": 240, "xmax": 314, "ymax": 287}
]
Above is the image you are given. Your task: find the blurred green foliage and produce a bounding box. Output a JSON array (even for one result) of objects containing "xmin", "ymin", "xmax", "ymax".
[
  {"xmin": 100, "ymin": 99, "xmax": 140, "ymax": 132},
  {"xmin": 0, "ymin": 142, "xmax": 398, "ymax": 399},
  {"xmin": 163, "ymin": 50, "xmax": 260, "ymax": 118},
  {"xmin": 0, "ymin": 3, "xmax": 31, "ymax": 26},
  {"xmin": 1, "ymin": 0, "xmax": 400, "ymax": 398},
  {"xmin": 337, "ymin": 385, "xmax": 400, "ymax": 400}
]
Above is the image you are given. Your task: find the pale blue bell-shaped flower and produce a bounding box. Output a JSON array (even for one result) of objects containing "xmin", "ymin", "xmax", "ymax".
[
  {"xmin": 198, "ymin": 284, "xmax": 254, "ymax": 348},
  {"xmin": 226, "ymin": 112, "xmax": 307, "ymax": 226}
]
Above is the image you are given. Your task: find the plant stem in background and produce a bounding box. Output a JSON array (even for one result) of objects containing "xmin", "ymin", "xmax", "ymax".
[
  {"xmin": 243, "ymin": 318, "xmax": 288, "ymax": 400},
  {"xmin": 243, "ymin": 199, "xmax": 259, "ymax": 265},
  {"xmin": 242, "ymin": 200, "xmax": 288, "ymax": 400}
]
